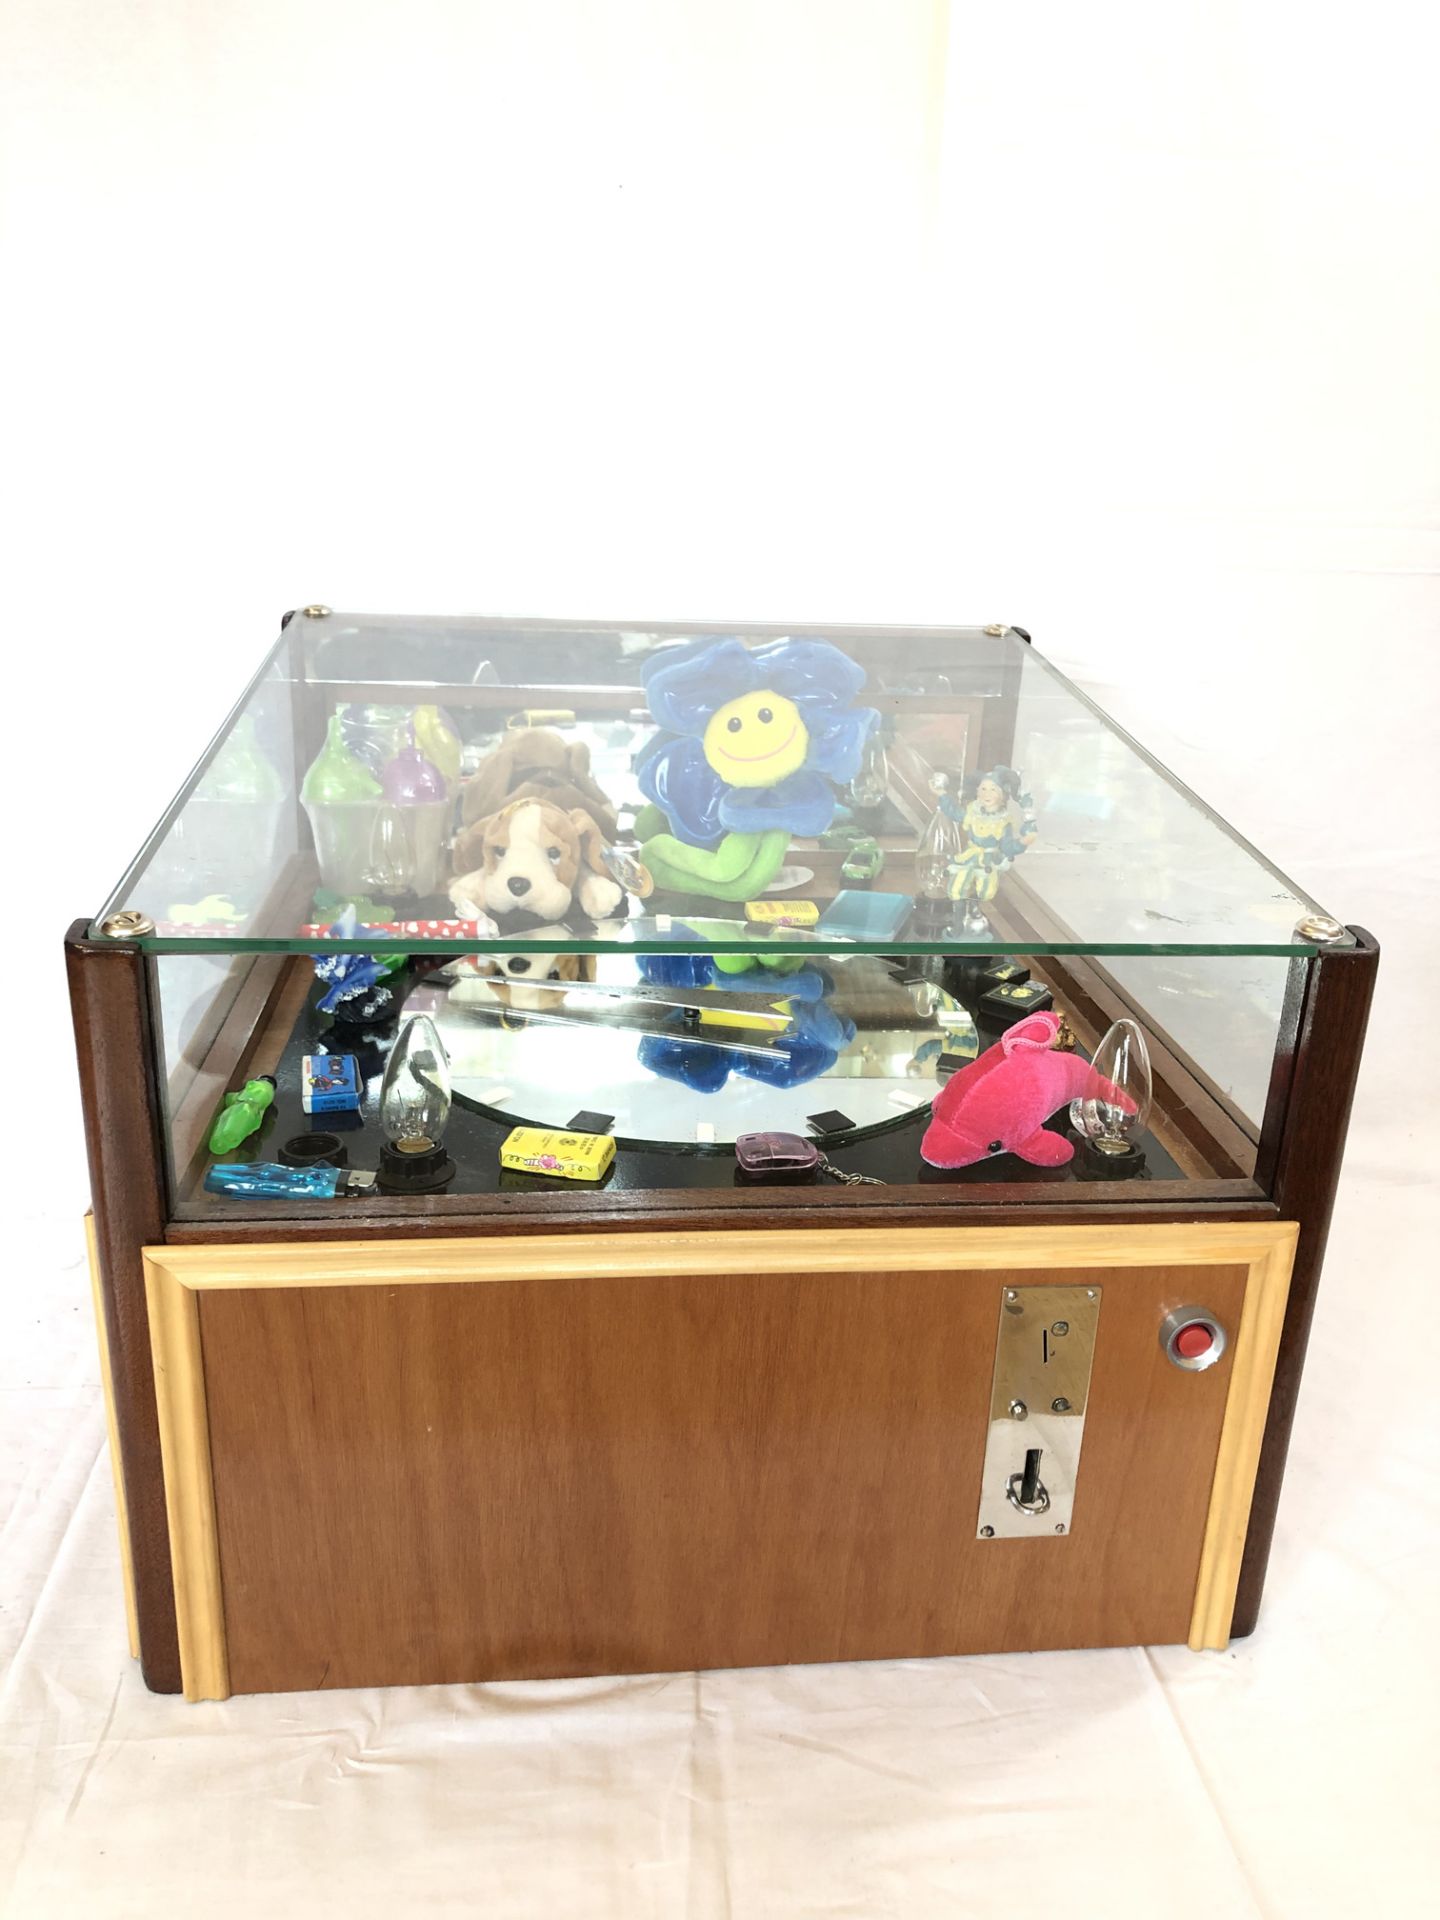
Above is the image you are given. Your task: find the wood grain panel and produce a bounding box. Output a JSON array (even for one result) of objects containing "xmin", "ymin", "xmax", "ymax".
[
  {"xmin": 85, "ymin": 1214, "xmax": 139, "ymax": 1660},
  {"xmin": 165, "ymin": 1187, "xmax": 1274, "ymax": 1241},
  {"xmin": 1232, "ymin": 926, "xmax": 1378, "ymax": 1634},
  {"xmin": 199, "ymin": 1259, "xmax": 1249, "ymax": 1694},
  {"xmin": 66, "ymin": 925, "xmax": 181, "ymax": 1691}
]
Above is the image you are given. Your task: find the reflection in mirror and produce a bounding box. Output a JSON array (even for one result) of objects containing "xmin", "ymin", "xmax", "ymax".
[{"xmin": 413, "ymin": 952, "xmax": 978, "ymax": 1149}]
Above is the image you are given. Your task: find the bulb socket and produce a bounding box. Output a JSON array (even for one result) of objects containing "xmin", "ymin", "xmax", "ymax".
[
  {"xmin": 326, "ymin": 984, "xmax": 399, "ymax": 1033},
  {"xmin": 1076, "ymin": 1135, "xmax": 1147, "ymax": 1181},
  {"xmin": 278, "ymin": 1132, "xmax": 348, "ymax": 1169},
  {"xmin": 376, "ymin": 1135, "xmax": 456, "ymax": 1193}
]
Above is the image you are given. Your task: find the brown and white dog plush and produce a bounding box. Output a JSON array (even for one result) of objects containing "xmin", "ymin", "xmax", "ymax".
[
  {"xmin": 448, "ymin": 950, "xmax": 596, "ymax": 1011},
  {"xmin": 450, "ymin": 799, "xmax": 624, "ymax": 924},
  {"xmin": 459, "ymin": 728, "xmax": 620, "ymax": 842}
]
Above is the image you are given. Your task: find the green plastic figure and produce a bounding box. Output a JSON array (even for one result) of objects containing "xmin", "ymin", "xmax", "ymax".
[{"xmin": 208, "ymin": 1076, "xmax": 276, "ymax": 1155}]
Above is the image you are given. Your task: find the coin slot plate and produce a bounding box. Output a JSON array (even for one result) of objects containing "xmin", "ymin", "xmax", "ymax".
[{"xmin": 976, "ymin": 1284, "xmax": 1101, "ymax": 1540}]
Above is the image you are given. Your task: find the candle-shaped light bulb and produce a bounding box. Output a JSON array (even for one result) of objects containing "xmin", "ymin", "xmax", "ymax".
[
  {"xmin": 1069, "ymin": 1018, "xmax": 1152, "ymax": 1152},
  {"xmin": 846, "ymin": 732, "xmax": 889, "ymax": 809},
  {"xmin": 379, "ymin": 1015, "xmax": 452, "ymax": 1152},
  {"xmin": 375, "ymin": 1015, "xmax": 458, "ymax": 1194},
  {"xmin": 915, "ymin": 772, "xmax": 961, "ymax": 901}
]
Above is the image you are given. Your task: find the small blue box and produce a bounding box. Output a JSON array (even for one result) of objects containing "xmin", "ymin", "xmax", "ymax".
[{"xmin": 301, "ymin": 1053, "xmax": 362, "ymax": 1115}]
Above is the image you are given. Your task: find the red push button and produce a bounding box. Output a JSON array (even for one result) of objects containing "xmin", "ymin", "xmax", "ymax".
[{"xmin": 1174, "ymin": 1322, "xmax": 1214, "ymax": 1360}]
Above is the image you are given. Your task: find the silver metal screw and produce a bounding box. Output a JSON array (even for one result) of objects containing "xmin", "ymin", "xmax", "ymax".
[
  {"xmin": 1087, "ymin": 1289, "xmax": 1098, "ymax": 1301},
  {"xmin": 1051, "ymin": 1397, "xmax": 1071, "ymax": 1413},
  {"xmin": 979, "ymin": 1525, "xmax": 995, "ymax": 1538},
  {"xmin": 1295, "ymin": 912, "xmax": 1347, "ymax": 944},
  {"xmin": 1009, "ymin": 1399, "xmax": 1028, "ymax": 1421},
  {"xmin": 1004, "ymin": 1289, "xmax": 1019, "ymax": 1305},
  {"xmin": 99, "ymin": 910, "xmax": 155, "ymax": 939},
  {"xmin": 302, "ymin": 603, "xmax": 332, "ymax": 618},
  {"xmin": 1054, "ymin": 1523, "xmax": 1066, "ymax": 1535},
  {"xmin": 1051, "ymin": 1321, "xmax": 1069, "ymax": 1337}
]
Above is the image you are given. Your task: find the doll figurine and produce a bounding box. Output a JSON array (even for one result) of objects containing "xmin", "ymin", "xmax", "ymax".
[{"xmin": 947, "ymin": 766, "xmax": 1037, "ymax": 908}]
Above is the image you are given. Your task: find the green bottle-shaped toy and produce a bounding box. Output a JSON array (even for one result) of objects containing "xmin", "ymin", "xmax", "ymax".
[
  {"xmin": 199, "ymin": 713, "xmax": 285, "ymax": 803},
  {"xmin": 302, "ymin": 714, "xmax": 383, "ymax": 805}
]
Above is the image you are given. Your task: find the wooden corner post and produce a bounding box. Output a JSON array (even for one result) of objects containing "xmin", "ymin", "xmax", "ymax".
[
  {"xmin": 1231, "ymin": 925, "xmax": 1379, "ymax": 1636},
  {"xmin": 65, "ymin": 921, "xmax": 183, "ymax": 1692}
]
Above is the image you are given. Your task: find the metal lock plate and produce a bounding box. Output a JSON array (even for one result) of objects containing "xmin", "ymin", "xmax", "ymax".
[{"xmin": 976, "ymin": 1285, "xmax": 1101, "ymax": 1540}]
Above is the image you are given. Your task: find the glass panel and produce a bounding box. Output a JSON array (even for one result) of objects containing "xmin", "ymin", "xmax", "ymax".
[
  {"xmin": 96, "ymin": 613, "xmax": 1344, "ymax": 959},
  {"xmin": 159, "ymin": 942, "xmax": 1278, "ymax": 1218}
]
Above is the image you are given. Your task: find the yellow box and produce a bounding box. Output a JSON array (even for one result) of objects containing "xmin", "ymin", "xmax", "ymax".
[
  {"xmin": 499, "ymin": 1126, "xmax": 617, "ymax": 1182},
  {"xmin": 743, "ymin": 899, "xmax": 819, "ymax": 926},
  {"xmin": 697, "ymin": 1004, "xmax": 789, "ymax": 1031}
]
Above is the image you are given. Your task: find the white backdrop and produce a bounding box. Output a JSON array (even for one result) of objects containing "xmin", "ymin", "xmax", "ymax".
[{"xmin": 4, "ymin": 4, "xmax": 1438, "ymax": 1915}]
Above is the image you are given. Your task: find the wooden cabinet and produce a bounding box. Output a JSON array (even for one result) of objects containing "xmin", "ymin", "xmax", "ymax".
[{"xmin": 138, "ymin": 1225, "xmax": 1293, "ymax": 1700}]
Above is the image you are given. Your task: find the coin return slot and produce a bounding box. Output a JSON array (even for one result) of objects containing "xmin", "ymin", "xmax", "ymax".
[{"xmin": 1007, "ymin": 1447, "xmax": 1050, "ymax": 1516}]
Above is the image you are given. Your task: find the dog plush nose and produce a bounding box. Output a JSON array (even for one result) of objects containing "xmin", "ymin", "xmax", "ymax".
[
  {"xmin": 507, "ymin": 957, "xmax": 530, "ymax": 973},
  {"xmin": 507, "ymin": 876, "xmax": 531, "ymax": 897}
]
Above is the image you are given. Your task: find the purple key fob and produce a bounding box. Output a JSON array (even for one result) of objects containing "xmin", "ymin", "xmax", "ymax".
[{"xmin": 734, "ymin": 1131, "xmax": 824, "ymax": 1180}]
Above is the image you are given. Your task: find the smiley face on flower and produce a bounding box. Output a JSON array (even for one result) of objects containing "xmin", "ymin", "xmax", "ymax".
[
  {"xmin": 703, "ymin": 689, "xmax": 810, "ymax": 786},
  {"xmin": 636, "ymin": 637, "xmax": 878, "ymax": 848}
]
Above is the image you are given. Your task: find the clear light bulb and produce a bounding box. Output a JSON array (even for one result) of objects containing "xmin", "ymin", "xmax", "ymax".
[
  {"xmin": 846, "ymin": 733, "xmax": 890, "ymax": 809},
  {"xmin": 1070, "ymin": 1018, "xmax": 1153, "ymax": 1153},
  {"xmin": 379, "ymin": 1015, "xmax": 452, "ymax": 1151},
  {"xmin": 915, "ymin": 773, "xmax": 962, "ymax": 901}
]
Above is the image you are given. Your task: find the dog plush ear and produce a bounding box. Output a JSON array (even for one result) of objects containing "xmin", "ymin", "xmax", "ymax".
[
  {"xmin": 568, "ymin": 809, "xmax": 625, "ymax": 920},
  {"xmin": 451, "ymin": 821, "xmax": 486, "ymax": 873},
  {"xmin": 452, "ymin": 799, "xmax": 523, "ymax": 878},
  {"xmin": 568, "ymin": 809, "xmax": 608, "ymax": 874},
  {"xmin": 450, "ymin": 803, "xmax": 518, "ymax": 908}
]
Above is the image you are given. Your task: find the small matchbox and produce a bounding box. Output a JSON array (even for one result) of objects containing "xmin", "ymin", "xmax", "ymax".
[{"xmin": 301, "ymin": 1054, "xmax": 362, "ymax": 1114}]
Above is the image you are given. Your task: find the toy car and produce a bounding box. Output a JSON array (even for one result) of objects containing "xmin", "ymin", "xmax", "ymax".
[{"xmin": 840, "ymin": 838, "xmax": 885, "ymax": 881}]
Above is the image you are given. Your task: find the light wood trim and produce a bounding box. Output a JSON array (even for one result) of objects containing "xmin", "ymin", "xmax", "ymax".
[
  {"xmin": 144, "ymin": 1221, "xmax": 1293, "ymax": 1294},
  {"xmin": 143, "ymin": 1253, "xmax": 229, "ymax": 1701},
  {"xmin": 1189, "ymin": 1223, "xmax": 1297, "ymax": 1649},
  {"xmin": 85, "ymin": 1214, "xmax": 139, "ymax": 1661},
  {"xmin": 142, "ymin": 1219, "xmax": 1297, "ymax": 1695}
]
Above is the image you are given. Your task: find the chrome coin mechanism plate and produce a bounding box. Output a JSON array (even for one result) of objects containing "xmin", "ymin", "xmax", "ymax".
[{"xmin": 976, "ymin": 1284, "xmax": 1101, "ymax": 1541}]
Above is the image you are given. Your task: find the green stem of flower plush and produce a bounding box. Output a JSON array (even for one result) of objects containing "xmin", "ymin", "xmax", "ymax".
[{"xmin": 638, "ymin": 828, "xmax": 790, "ymax": 903}]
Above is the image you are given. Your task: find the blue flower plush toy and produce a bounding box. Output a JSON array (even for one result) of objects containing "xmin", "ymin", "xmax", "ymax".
[
  {"xmin": 638, "ymin": 992, "xmax": 856, "ymax": 1093},
  {"xmin": 636, "ymin": 952, "xmax": 829, "ymax": 1002},
  {"xmin": 635, "ymin": 637, "xmax": 878, "ymax": 900}
]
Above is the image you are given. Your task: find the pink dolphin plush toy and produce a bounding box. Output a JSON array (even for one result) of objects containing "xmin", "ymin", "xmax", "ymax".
[{"xmin": 921, "ymin": 1010, "xmax": 1135, "ymax": 1169}]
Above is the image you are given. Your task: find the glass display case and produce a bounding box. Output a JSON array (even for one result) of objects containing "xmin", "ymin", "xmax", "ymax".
[{"xmin": 67, "ymin": 613, "xmax": 1377, "ymax": 1700}]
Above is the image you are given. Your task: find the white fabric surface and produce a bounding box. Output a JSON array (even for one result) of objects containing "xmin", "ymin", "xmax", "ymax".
[
  {"xmin": 5, "ymin": 2, "xmax": 1439, "ymax": 1911},
  {"xmin": 2, "ymin": 1158, "xmax": 1436, "ymax": 1916}
]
